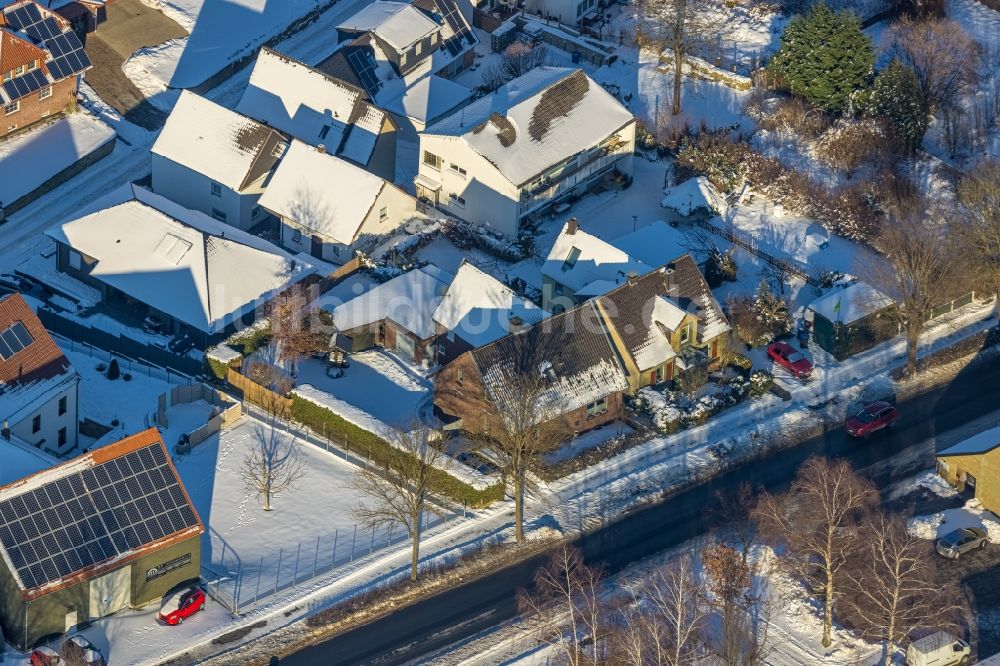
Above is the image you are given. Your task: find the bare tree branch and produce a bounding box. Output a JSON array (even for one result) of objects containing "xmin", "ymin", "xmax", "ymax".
[{"xmin": 239, "ymin": 414, "xmax": 305, "ymax": 512}]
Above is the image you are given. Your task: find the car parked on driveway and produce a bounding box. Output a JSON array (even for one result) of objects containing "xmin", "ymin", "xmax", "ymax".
[
  {"xmin": 159, "ymin": 586, "xmax": 205, "ymax": 625},
  {"xmin": 845, "ymin": 401, "xmax": 899, "ymax": 437},
  {"xmin": 767, "ymin": 341, "xmax": 813, "ymax": 379},
  {"xmin": 936, "ymin": 527, "xmax": 989, "ymax": 559}
]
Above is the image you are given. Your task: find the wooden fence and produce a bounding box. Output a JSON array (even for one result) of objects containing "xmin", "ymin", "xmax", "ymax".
[{"xmin": 226, "ymin": 368, "xmax": 292, "ymax": 418}]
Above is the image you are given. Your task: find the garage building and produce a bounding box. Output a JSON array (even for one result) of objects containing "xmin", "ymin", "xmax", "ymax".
[{"xmin": 0, "ymin": 429, "xmax": 203, "ymax": 650}]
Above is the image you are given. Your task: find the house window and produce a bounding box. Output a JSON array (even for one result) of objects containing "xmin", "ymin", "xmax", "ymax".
[
  {"xmin": 379, "ymin": 206, "xmax": 388, "ymax": 222},
  {"xmin": 210, "ymin": 182, "xmax": 222, "ymax": 197},
  {"xmin": 448, "ymin": 193, "xmax": 466, "ymax": 208},
  {"xmin": 456, "ymin": 367, "xmax": 463, "ymax": 385},
  {"xmin": 68, "ymin": 249, "xmax": 82, "ymax": 270},
  {"xmin": 291, "ymin": 229, "xmax": 302, "ymax": 243},
  {"xmin": 252, "ymin": 205, "xmax": 262, "ymax": 219},
  {"xmin": 32, "ymin": 415, "xmax": 40, "ymax": 433},
  {"xmin": 449, "ymin": 163, "xmax": 467, "ymax": 178},
  {"xmin": 39, "ymin": 85, "xmax": 52, "ymax": 100},
  {"xmin": 446, "ymin": 330, "xmax": 455, "ymax": 342},
  {"xmin": 680, "ymin": 324, "xmax": 691, "ymax": 345},
  {"xmin": 58, "ymin": 427, "xmax": 67, "ymax": 447},
  {"xmin": 423, "ymin": 151, "xmax": 442, "ymax": 170},
  {"xmin": 4, "ymin": 101, "xmax": 19, "ymax": 115},
  {"xmin": 586, "ymin": 397, "xmax": 608, "ymax": 418},
  {"xmin": 27, "ymin": 60, "xmax": 38, "ymax": 71},
  {"xmin": 14, "ymin": 65, "xmax": 24, "ymax": 76},
  {"xmin": 561, "ymin": 246, "xmax": 581, "ymax": 272},
  {"xmin": 318, "ymin": 125, "xmax": 330, "ymax": 140},
  {"xmin": 58, "ymin": 396, "xmax": 67, "ymax": 416},
  {"xmin": 654, "ymin": 366, "xmax": 664, "ymax": 383},
  {"xmin": 212, "ymin": 208, "xmax": 227, "ymax": 222}
]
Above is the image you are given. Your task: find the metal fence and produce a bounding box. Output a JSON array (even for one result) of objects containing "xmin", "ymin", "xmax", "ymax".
[
  {"xmin": 38, "ymin": 308, "xmax": 204, "ymax": 378},
  {"xmin": 697, "ymin": 218, "xmax": 819, "ymax": 287},
  {"xmin": 202, "ymin": 510, "xmax": 454, "ymax": 614}
]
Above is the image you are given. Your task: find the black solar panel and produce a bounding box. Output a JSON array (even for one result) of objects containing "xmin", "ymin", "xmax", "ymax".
[
  {"xmin": 347, "ymin": 48, "xmax": 381, "ymax": 96},
  {"xmin": 0, "ymin": 442, "xmax": 199, "ymax": 590}
]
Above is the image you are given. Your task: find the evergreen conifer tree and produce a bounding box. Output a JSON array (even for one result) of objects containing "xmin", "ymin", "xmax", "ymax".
[{"xmin": 863, "ymin": 59, "xmax": 928, "ymax": 153}]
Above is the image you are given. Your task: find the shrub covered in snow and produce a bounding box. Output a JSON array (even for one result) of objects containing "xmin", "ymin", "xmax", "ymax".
[
  {"xmin": 749, "ymin": 369, "xmax": 774, "ymax": 397},
  {"xmin": 638, "ymin": 375, "xmax": 760, "ymax": 434},
  {"xmin": 677, "ymin": 132, "xmax": 750, "ymax": 193}
]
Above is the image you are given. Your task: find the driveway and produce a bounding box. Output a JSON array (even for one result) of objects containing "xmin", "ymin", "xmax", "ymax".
[{"xmin": 83, "ymin": 0, "xmax": 187, "ymax": 128}]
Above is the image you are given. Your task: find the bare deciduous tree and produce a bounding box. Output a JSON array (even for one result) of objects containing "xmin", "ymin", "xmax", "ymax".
[
  {"xmin": 350, "ymin": 426, "xmax": 448, "ymax": 582},
  {"xmin": 755, "ymin": 457, "xmax": 878, "ymax": 648},
  {"xmin": 714, "ymin": 481, "xmax": 759, "ymax": 565},
  {"xmin": 862, "ymin": 210, "xmax": 966, "ymax": 377},
  {"xmin": 614, "ymin": 555, "xmax": 709, "ymax": 665},
  {"xmin": 702, "ymin": 543, "xmax": 771, "ymax": 665},
  {"xmin": 267, "ymin": 285, "xmax": 328, "ymax": 376},
  {"xmin": 635, "ymin": 0, "xmax": 725, "ymax": 115},
  {"xmin": 956, "ymin": 160, "xmax": 1000, "ymax": 308},
  {"xmin": 239, "ymin": 416, "xmax": 305, "ymax": 512},
  {"xmin": 480, "ymin": 42, "xmax": 547, "ymax": 92},
  {"xmin": 843, "ymin": 513, "xmax": 963, "ymax": 666},
  {"xmin": 519, "ymin": 546, "xmax": 606, "ymax": 665},
  {"xmin": 886, "ymin": 18, "xmax": 980, "ymax": 113}
]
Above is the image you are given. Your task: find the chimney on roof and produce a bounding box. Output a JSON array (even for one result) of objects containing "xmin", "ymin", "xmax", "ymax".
[
  {"xmin": 566, "ymin": 218, "xmax": 578, "ymax": 235},
  {"xmin": 626, "ymin": 270, "xmax": 639, "ymax": 284},
  {"xmin": 317, "ymin": 144, "xmax": 327, "ymax": 154},
  {"xmin": 508, "ymin": 313, "xmax": 526, "ymax": 333}
]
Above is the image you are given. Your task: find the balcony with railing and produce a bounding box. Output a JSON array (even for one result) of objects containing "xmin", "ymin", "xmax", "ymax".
[{"xmin": 517, "ymin": 145, "xmax": 631, "ymax": 216}]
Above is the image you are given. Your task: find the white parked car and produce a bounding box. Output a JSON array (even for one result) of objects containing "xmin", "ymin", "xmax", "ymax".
[{"xmin": 906, "ymin": 631, "xmax": 971, "ymax": 666}]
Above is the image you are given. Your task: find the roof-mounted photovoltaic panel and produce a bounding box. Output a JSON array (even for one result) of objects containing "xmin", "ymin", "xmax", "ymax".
[
  {"xmin": 0, "ymin": 322, "xmax": 34, "ymax": 360},
  {"xmin": 5, "ymin": 3, "xmax": 60, "ymax": 42},
  {"xmin": 45, "ymin": 31, "xmax": 91, "ymax": 80},
  {"xmin": 2, "ymin": 69, "xmax": 49, "ymax": 101},
  {"xmin": 347, "ymin": 48, "xmax": 381, "ymax": 97},
  {"xmin": 0, "ymin": 442, "xmax": 199, "ymax": 591}
]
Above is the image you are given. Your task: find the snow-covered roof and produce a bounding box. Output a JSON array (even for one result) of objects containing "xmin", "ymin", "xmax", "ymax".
[
  {"xmin": 542, "ymin": 220, "xmax": 650, "ymax": 294},
  {"xmin": 152, "ymin": 91, "xmax": 286, "ymax": 192},
  {"xmin": 258, "ymin": 141, "xmax": 387, "ymax": 245},
  {"xmin": 939, "ymin": 425, "xmax": 1000, "ymax": 457},
  {"xmin": 612, "ymin": 221, "xmax": 691, "ymax": 269},
  {"xmin": 384, "ymin": 74, "xmax": 472, "ymax": 125},
  {"xmin": 808, "ymin": 282, "xmax": 894, "ymax": 326},
  {"xmin": 332, "ymin": 266, "xmax": 453, "ymax": 339},
  {"xmin": 337, "ymin": 1, "xmax": 439, "ymax": 51},
  {"xmin": 46, "ymin": 184, "xmax": 316, "ymax": 334},
  {"xmin": 424, "ymin": 68, "xmax": 635, "ymax": 186},
  {"xmin": 433, "ymin": 262, "xmax": 546, "ymax": 348},
  {"xmin": 661, "ymin": 176, "xmax": 725, "ymax": 216},
  {"xmin": 236, "ymin": 47, "xmax": 387, "ymax": 165}
]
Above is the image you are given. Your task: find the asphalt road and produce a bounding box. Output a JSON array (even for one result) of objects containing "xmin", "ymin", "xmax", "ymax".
[{"xmin": 278, "ymin": 357, "xmax": 1000, "ymax": 666}]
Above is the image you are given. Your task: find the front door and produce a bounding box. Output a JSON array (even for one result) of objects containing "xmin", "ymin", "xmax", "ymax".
[{"xmin": 311, "ymin": 235, "xmax": 323, "ymax": 259}]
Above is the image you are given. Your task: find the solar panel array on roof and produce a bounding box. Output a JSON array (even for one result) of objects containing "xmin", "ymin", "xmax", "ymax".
[
  {"xmin": 5, "ymin": 2, "xmax": 59, "ymax": 41},
  {"xmin": 45, "ymin": 31, "xmax": 91, "ymax": 80},
  {"xmin": 2, "ymin": 69, "xmax": 48, "ymax": 101},
  {"xmin": 2, "ymin": 2, "xmax": 92, "ymax": 86},
  {"xmin": 0, "ymin": 442, "xmax": 199, "ymax": 590},
  {"xmin": 347, "ymin": 48, "xmax": 381, "ymax": 96},
  {"xmin": 436, "ymin": 0, "xmax": 474, "ymax": 56},
  {"xmin": 0, "ymin": 322, "xmax": 33, "ymax": 361}
]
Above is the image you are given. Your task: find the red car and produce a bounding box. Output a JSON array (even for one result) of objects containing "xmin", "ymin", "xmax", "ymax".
[
  {"xmin": 845, "ymin": 401, "xmax": 899, "ymax": 438},
  {"xmin": 158, "ymin": 587, "xmax": 205, "ymax": 625},
  {"xmin": 767, "ymin": 341, "xmax": 813, "ymax": 379}
]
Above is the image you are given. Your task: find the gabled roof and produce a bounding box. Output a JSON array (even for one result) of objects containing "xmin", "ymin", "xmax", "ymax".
[
  {"xmin": 152, "ymin": 91, "xmax": 287, "ymax": 192},
  {"xmin": 0, "ymin": 429, "xmax": 203, "ymax": 600},
  {"xmin": 236, "ymin": 47, "xmax": 388, "ymax": 166},
  {"xmin": 542, "ymin": 220, "xmax": 650, "ymax": 295},
  {"xmin": 432, "ymin": 262, "xmax": 546, "ymax": 348},
  {"xmin": 611, "ymin": 221, "xmax": 692, "ymax": 270},
  {"xmin": 939, "ymin": 425, "xmax": 1000, "ymax": 457},
  {"xmin": 258, "ymin": 140, "xmax": 389, "ymax": 246},
  {"xmin": 424, "ymin": 67, "xmax": 635, "ymax": 186},
  {"xmin": 808, "ymin": 281, "xmax": 895, "ymax": 326},
  {"xmin": 337, "ymin": 1, "xmax": 439, "ymax": 52},
  {"xmin": 384, "ymin": 74, "xmax": 472, "ymax": 125},
  {"xmin": 0, "ymin": 0, "xmax": 91, "ymax": 104},
  {"xmin": 46, "ymin": 184, "xmax": 316, "ymax": 334},
  {"xmin": 468, "ymin": 301, "xmax": 628, "ymax": 420},
  {"xmin": 331, "ymin": 266, "xmax": 453, "ymax": 339}
]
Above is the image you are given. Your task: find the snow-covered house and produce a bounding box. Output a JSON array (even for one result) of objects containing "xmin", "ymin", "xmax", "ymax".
[
  {"xmin": 595, "ymin": 257, "xmax": 730, "ymax": 392},
  {"xmin": 46, "ymin": 184, "xmax": 316, "ymax": 348},
  {"xmin": 382, "ymin": 74, "xmax": 472, "ymax": 141},
  {"xmin": 0, "ymin": 293, "xmax": 78, "ymax": 456},
  {"xmin": 541, "ymin": 219, "xmax": 650, "ymax": 312},
  {"xmin": 434, "ymin": 299, "xmax": 629, "ymax": 434},
  {"xmin": 806, "ymin": 282, "xmax": 896, "ymax": 360},
  {"xmin": 937, "ymin": 425, "xmax": 1000, "ymax": 515},
  {"xmin": 0, "ymin": 0, "xmax": 93, "ymax": 138},
  {"xmin": 326, "ymin": 265, "xmax": 453, "ymax": 364},
  {"xmin": 258, "ymin": 140, "xmax": 418, "ymax": 264},
  {"xmin": 151, "ymin": 91, "xmax": 287, "ymax": 232},
  {"xmin": 236, "ymin": 47, "xmax": 397, "ymax": 181},
  {"xmin": 432, "ymin": 261, "xmax": 546, "ymax": 364},
  {"xmin": 611, "ymin": 221, "xmax": 698, "ymax": 271},
  {"xmin": 416, "ymin": 68, "xmax": 636, "ymax": 238},
  {"xmin": 522, "ymin": 0, "xmax": 599, "ymax": 27},
  {"xmin": 0, "ymin": 428, "xmax": 203, "ymax": 651}
]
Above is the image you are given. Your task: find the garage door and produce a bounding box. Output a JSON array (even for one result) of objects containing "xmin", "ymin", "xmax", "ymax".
[{"xmin": 89, "ymin": 566, "xmax": 131, "ymax": 618}]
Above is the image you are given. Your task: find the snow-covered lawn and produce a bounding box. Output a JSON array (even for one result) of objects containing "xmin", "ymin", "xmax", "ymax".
[
  {"xmin": 908, "ymin": 497, "xmax": 1000, "ymax": 544},
  {"xmin": 545, "ymin": 422, "xmax": 635, "ymax": 464},
  {"xmin": 0, "ymin": 113, "xmax": 115, "ymax": 207}
]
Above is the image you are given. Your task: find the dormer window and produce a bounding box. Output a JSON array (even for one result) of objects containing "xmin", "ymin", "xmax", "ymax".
[
  {"xmin": 561, "ymin": 246, "xmax": 581, "ymax": 272},
  {"xmin": 679, "ymin": 323, "xmax": 691, "ymax": 345}
]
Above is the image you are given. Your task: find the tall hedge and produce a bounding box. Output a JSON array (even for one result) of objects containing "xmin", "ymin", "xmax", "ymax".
[{"xmin": 290, "ymin": 396, "xmax": 504, "ymax": 508}]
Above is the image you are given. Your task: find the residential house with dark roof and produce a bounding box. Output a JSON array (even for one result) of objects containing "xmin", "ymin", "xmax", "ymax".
[
  {"xmin": 151, "ymin": 91, "xmax": 288, "ymax": 232},
  {"xmin": 236, "ymin": 47, "xmax": 397, "ymax": 181},
  {"xmin": 434, "ymin": 300, "xmax": 629, "ymax": 434},
  {"xmin": 0, "ymin": 293, "xmax": 78, "ymax": 456},
  {"xmin": 0, "ymin": 428, "xmax": 203, "ymax": 650},
  {"xmin": 416, "ymin": 67, "xmax": 636, "ymax": 239},
  {"xmin": 0, "ymin": 0, "xmax": 92, "ymax": 138}
]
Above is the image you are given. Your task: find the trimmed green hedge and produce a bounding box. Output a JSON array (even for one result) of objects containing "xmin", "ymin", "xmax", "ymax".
[
  {"xmin": 290, "ymin": 396, "xmax": 504, "ymax": 508},
  {"xmin": 207, "ymin": 357, "xmax": 230, "ymax": 381}
]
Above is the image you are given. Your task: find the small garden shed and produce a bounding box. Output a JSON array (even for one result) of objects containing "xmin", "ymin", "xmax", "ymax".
[{"xmin": 807, "ymin": 282, "xmax": 895, "ymax": 360}]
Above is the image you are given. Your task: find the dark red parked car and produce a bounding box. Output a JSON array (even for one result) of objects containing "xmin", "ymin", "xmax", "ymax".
[
  {"xmin": 158, "ymin": 587, "xmax": 205, "ymax": 625},
  {"xmin": 767, "ymin": 341, "xmax": 813, "ymax": 379},
  {"xmin": 845, "ymin": 401, "xmax": 899, "ymax": 438}
]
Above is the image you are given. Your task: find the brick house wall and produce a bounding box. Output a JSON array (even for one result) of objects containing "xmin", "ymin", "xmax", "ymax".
[{"xmin": 1, "ymin": 75, "xmax": 78, "ymax": 138}]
